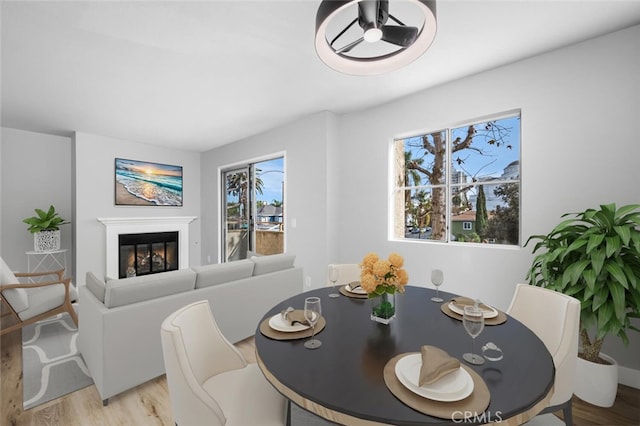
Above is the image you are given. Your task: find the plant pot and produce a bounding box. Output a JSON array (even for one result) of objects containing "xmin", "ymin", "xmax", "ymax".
[
  {"xmin": 574, "ymin": 352, "xmax": 618, "ymax": 407},
  {"xmin": 34, "ymin": 230, "xmax": 60, "ymax": 252},
  {"xmin": 371, "ymin": 292, "xmax": 396, "ymax": 324}
]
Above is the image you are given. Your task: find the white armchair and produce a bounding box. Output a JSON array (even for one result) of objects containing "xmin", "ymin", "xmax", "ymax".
[
  {"xmin": 0, "ymin": 256, "xmax": 77, "ymax": 336},
  {"xmin": 507, "ymin": 283, "xmax": 580, "ymax": 425},
  {"xmin": 160, "ymin": 300, "xmax": 287, "ymax": 426}
]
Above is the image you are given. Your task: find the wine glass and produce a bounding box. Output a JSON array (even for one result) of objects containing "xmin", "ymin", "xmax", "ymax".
[
  {"xmin": 304, "ymin": 297, "xmax": 322, "ymax": 349},
  {"xmin": 430, "ymin": 269, "xmax": 444, "ymax": 302},
  {"xmin": 462, "ymin": 305, "xmax": 485, "ymax": 364},
  {"xmin": 328, "ymin": 265, "xmax": 340, "ymax": 298}
]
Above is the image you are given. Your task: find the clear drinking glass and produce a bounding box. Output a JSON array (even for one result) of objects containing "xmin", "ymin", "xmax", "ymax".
[
  {"xmin": 462, "ymin": 305, "xmax": 485, "ymax": 364},
  {"xmin": 430, "ymin": 269, "xmax": 444, "ymax": 302},
  {"xmin": 304, "ymin": 297, "xmax": 322, "ymax": 349},
  {"xmin": 328, "ymin": 265, "xmax": 340, "ymax": 298}
]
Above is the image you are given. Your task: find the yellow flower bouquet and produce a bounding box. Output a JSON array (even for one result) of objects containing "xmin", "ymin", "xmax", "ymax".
[
  {"xmin": 360, "ymin": 252, "xmax": 409, "ymax": 323},
  {"xmin": 360, "ymin": 252, "xmax": 409, "ymax": 297}
]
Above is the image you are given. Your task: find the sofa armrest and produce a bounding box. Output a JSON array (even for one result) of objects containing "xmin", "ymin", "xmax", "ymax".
[{"xmin": 78, "ymin": 283, "xmax": 109, "ymax": 397}]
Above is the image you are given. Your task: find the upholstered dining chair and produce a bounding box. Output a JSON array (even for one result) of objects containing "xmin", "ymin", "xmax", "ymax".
[
  {"xmin": 160, "ymin": 300, "xmax": 287, "ymax": 426},
  {"xmin": 0, "ymin": 256, "xmax": 78, "ymax": 336},
  {"xmin": 326, "ymin": 263, "xmax": 361, "ymax": 286},
  {"xmin": 507, "ymin": 283, "xmax": 580, "ymax": 425}
]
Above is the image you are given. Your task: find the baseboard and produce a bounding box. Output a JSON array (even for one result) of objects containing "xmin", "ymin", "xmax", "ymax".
[{"xmin": 618, "ymin": 365, "xmax": 640, "ymax": 389}]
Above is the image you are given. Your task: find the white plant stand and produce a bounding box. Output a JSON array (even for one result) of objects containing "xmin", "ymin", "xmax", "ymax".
[{"xmin": 26, "ymin": 249, "xmax": 68, "ymax": 282}]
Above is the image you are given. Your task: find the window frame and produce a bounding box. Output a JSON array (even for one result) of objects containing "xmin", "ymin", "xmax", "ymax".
[{"xmin": 391, "ymin": 111, "xmax": 521, "ymax": 247}]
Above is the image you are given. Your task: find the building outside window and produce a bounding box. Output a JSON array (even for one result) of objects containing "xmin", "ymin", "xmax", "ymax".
[{"xmin": 393, "ymin": 113, "xmax": 521, "ymax": 246}]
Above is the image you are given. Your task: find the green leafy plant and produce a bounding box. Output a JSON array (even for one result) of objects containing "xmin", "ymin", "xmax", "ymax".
[
  {"xmin": 23, "ymin": 205, "xmax": 69, "ymax": 234},
  {"xmin": 526, "ymin": 203, "xmax": 640, "ymax": 363}
]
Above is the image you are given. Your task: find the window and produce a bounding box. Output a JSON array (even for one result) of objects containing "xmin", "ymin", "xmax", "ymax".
[
  {"xmin": 222, "ymin": 156, "xmax": 285, "ymax": 261},
  {"xmin": 393, "ymin": 113, "xmax": 520, "ymax": 246}
]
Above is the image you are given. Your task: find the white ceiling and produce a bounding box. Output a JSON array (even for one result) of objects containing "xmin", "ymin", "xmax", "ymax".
[{"xmin": 2, "ymin": 1, "xmax": 640, "ymax": 152}]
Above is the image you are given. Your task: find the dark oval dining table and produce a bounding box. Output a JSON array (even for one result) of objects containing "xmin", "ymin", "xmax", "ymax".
[{"xmin": 255, "ymin": 286, "xmax": 555, "ymax": 426}]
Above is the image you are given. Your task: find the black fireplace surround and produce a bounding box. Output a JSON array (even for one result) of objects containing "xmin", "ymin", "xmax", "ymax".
[{"xmin": 118, "ymin": 231, "xmax": 178, "ymax": 279}]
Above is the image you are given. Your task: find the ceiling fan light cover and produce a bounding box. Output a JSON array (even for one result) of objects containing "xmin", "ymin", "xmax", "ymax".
[
  {"xmin": 315, "ymin": 0, "xmax": 437, "ymax": 75},
  {"xmin": 364, "ymin": 27, "xmax": 383, "ymax": 43}
]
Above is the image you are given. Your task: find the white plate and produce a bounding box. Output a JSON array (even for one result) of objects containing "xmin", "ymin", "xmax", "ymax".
[
  {"xmin": 268, "ymin": 313, "xmax": 311, "ymax": 333},
  {"xmin": 449, "ymin": 301, "xmax": 498, "ymax": 319},
  {"xmin": 346, "ymin": 283, "xmax": 367, "ymax": 295},
  {"xmin": 397, "ymin": 353, "xmax": 469, "ymax": 395},
  {"xmin": 395, "ymin": 353, "xmax": 474, "ymax": 402}
]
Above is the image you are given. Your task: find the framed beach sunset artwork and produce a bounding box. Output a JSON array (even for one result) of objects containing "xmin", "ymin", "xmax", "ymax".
[{"xmin": 115, "ymin": 158, "xmax": 183, "ymax": 206}]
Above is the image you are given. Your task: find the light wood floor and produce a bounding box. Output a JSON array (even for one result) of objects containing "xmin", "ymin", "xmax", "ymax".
[{"xmin": 1, "ymin": 328, "xmax": 638, "ymax": 426}]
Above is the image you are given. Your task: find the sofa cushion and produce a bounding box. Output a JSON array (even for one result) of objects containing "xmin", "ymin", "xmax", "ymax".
[
  {"xmin": 0, "ymin": 256, "xmax": 29, "ymax": 313},
  {"xmin": 194, "ymin": 260, "xmax": 255, "ymax": 289},
  {"xmin": 104, "ymin": 269, "xmax": 196, "ymax": 308},
  {"xmin": 251, "ymin": 254, "xmax": 295, "ymax": 276},
  {"xmin": 86, "ymin": 272, "xmax": 106, "ymax": 303}
]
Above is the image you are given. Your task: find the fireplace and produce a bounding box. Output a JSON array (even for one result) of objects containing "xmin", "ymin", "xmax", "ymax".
[
  {"xmin": 98, "ymin": 216, "xmax": 197, "ymax": 279},
  {"xmin": 118, "ymin": 232, "xmax": 178, "ymax": 278}
]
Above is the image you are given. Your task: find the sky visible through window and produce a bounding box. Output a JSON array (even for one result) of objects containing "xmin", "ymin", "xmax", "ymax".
[
  {"xmin": 256, "ymin": 157, "xmax": 284, "ymax": 204},
  {"xmin": 451, "ymin": 116, "xmax": 520, "ymax": 181},
  {"xmin": 404, "ymin": 115, "xmax": 520, "ymax": 185}
]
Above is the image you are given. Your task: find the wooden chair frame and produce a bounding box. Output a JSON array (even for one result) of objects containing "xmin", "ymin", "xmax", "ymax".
[{"xmin": 0, "ymin": 268, "xmax": 78, "ymax": 336}]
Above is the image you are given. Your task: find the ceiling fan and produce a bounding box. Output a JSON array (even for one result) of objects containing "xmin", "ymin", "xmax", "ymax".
[
  {"xmin": 315, "ymin": 0, "xmax": 437, "ymax": 75},
  {"xmin": 331, "ymin": 0, "xmax": 419, "ymax": 55}
]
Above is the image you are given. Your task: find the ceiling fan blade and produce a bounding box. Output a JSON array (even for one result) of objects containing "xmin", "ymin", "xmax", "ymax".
[
  {"xmin": 336, "ymin": 37, "xmax": 365, "ymax": 54},
  {"xmin": 358, "ymin": 0, "xmax": 381, "ymax": 27},
  {"xmin": 381, "ymin": 25, "xmax": 419, "ymax": 47}
]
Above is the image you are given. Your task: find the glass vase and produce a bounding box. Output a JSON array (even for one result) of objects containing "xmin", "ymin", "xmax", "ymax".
[{"xmin": 371, "ymin": 292, "xmax": 396, "ymax": 324}]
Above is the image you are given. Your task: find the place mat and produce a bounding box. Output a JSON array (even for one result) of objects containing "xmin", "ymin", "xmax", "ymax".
[
  {"xmin": 440, "ymin": 299, "xmax": 507, "ymax": 326},
  {"xmin": 339, "ymin": 285, "xmax": 369, "ymax": 299},
  {"xmin": 384, "ymin": 353, "xmax": 490, "ymax": 421},
  {"xmin": 259, "ymin": 313, "xmax": 327, "ymax": 341}
]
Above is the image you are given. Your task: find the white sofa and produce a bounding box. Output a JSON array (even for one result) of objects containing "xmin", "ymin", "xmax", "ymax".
[{"xmin": 78, "ymin": 253, "xmax": 303, "ymax": 405}]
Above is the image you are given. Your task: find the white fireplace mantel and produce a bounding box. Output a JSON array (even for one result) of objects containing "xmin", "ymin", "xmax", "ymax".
[{"xmin": 97, "ymin": 216, "xmax": 197, "ymax": 278}]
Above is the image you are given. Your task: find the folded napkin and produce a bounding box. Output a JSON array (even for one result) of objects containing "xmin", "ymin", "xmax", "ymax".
[
  {"xmin": 452, "ymin": 297, "xmax": 493, "ymax": 313},
  {"xmin": 419, "ymin": 346, "xmax": 461, "ymax": 386},
  {"xmin": 284, "ymin": 309, "xmax": 309, "ymax": 326},
  {"xmin": 347, "ymin": 281, "xmax": 362, "ymax": 290}
]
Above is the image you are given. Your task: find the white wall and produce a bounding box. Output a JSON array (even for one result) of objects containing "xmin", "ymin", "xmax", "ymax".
[
  {"xmin": 334, "ymin": 26, "xmax": 640, "ymax": 374},
  {"xmin": 73, "ymin": 132, "xmax": 201, "ymax": 284},
  {"xmin": 0, "ymin": 128, "xmax": 73, "ymax": 274},
  {"xmin": 200, "ymin": 111, "xmax": 335, "ymax": 291}
]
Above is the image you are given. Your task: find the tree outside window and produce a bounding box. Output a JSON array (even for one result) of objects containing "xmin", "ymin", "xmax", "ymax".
[{"xmin": 393, "ymin": 114, "xmax": 520, "ymax": 246}]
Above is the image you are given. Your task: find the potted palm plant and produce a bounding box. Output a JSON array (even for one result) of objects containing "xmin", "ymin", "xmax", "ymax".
[
  {"xmin": 526, "ymin": 203, "xmax": 640, "ymax": 407},
  {"xmin": 23, "ymin": 205, "xmax": 70, "ymax": 252}
]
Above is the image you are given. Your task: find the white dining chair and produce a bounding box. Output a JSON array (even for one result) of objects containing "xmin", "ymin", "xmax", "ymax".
[
  {"xmin": 507, "ymin": 284, "xmax": 580, "ymax": 425},
  {"xmin": 160, "ymin": 300, "xmax": 287, "ymax": 426},
  {"xmin": 326, "ymin": 263, "xmax": 361, "ymax": 286}
]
